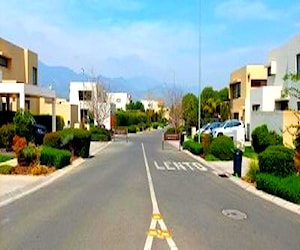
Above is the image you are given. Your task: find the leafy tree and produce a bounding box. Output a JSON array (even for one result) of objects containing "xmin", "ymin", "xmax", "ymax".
[
  {"xmin": 182, "ymin": 93, "xmax": 198, "ymax": 131},
  {"xmin": 13, "ymin": 109, "xmax": 34, "ymax": 142},
  {"xmin": 126, "ymin": 101, "xmax": 145, "ymax": 112}
]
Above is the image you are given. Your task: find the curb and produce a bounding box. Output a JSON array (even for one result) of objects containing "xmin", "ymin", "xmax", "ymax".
[
  {"xmin": 0, "ymin": 142, "xmax": 110, "ymax": 208},
  {"xmin": 167, "ymin": 141, "xmax": 300, "ymax": 215}
]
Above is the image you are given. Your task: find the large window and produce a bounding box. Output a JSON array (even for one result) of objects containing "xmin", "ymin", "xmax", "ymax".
[
  {"xmin": 231, "ymin": 82, "xmax": 241, "ymax": 99},
  {"xmin": 79, "ymin": 90, "xmax": 92, "ymax": 101},
  {"xmin": 297, "ymin": 53, "xmax": 300, "ymax": 75},
  {"xmin": 32, "ymin": 67, "xmax": 37, "ymax": 85},
  {"xmin": 0, "ymin": 55, "xmax": 8, "ymax": 67}
]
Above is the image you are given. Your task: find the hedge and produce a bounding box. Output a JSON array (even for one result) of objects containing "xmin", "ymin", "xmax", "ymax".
[
  {"xmin": 44, "ymin": 128, "xmax": 91, "ymax": 158},
  {"xmin": 183, "ymin": 140, "xmax": 203, "ymax": 155},
  {"xmin": 209, "ymin": 136, "xmax": 236, "ymax": 160},
  {"xmin": 256, "ymin": 173, "xmax": 300, "ymax": 204},
  {"xmin": 0, "ymin": 123, "xmax": 15, "ymax": 150},
  {"xmin": 0, "ymin": 164, "xmax": 13, "ymax": 174},
  {"xmin": 90, "ymin": 127, "xmax": 111, "ymax": 141},
  {"xmin": 258, "ymin": 145, "xmax": 296, "ymax": 177},
  {"xmin": 251, "ymin": 124, "xmax": 282, "ymax": 153},
  {"xmin": 40, "ymin": 146, "xmax": 71, "ymax": 169}
]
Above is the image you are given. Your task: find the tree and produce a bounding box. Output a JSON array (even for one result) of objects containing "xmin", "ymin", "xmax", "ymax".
[
  {"xmin": 126, "ymin": 100, "xmax": 145, "ymax": 112},
  {"xmin": 88, "ymin": 78, "xmax": 112, "ymax": 128},
  {"xmin": 13, "ymin": 109, "xmax": 34, "ymax": 142},
  {"xmin": 167, "ymin": 85, "xmax": 183, "ymax": 132},
  {"xmin": 182, "ymin": 93, "xmax": 198, "ymax": 130}
]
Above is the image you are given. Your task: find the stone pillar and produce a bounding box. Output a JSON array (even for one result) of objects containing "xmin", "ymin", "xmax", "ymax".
[{"xmin": 19, "ymin": 92, "xmax": 25, "ymax": 110}]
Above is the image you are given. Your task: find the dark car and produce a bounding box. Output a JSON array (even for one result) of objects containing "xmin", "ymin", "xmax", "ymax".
[{"xmin": 32, "ymin": 121, "xmax": 47, "ymax": 145}]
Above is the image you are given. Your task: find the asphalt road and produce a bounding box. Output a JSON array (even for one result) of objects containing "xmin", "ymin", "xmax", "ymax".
[{"xmin": 1, "ymin": 130, "xmax": 299, "ymax": 250}]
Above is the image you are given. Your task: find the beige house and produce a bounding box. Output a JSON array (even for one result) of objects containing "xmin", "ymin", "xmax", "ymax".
[
  {"xmin": 229, "ymin": 65, "xmax": 267, "ymax": 139},
  {"xmin": 0, "ymin": 37, "xmax": 56, "ymax": 131},
  {"xmin": 39, "ymin": 98, "xmax": 78, "ymax": 128}
]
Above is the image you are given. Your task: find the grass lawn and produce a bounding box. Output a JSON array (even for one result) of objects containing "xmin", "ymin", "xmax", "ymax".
[
  {"xmin": 243, "ymin": 146, "xmax": 258, "ymax": 159},
  {"xmin": 0, "ymin": 154, "xmax": 14, "ymax": 163}
]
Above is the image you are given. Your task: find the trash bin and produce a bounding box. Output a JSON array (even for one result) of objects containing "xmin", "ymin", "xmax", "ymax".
[
  {"xmin": 233, "ymin": 149, "xmax": 243, "ymax": 177},
  {"xmin": 180, "ymin": 132, "xmax": 185, "ymax": 146}
]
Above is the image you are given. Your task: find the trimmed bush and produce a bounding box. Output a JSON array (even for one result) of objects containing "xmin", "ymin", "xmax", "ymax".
[
  {"xmin": 0, "ymin": 155, "xmax": 14, "ymax": 163},
  {"xmin": 256, "ymin": 173, "xmax": 300, "ymax": 204},
  {"xmin": 0, "ymin": 123, "xmax": 15, "ymax": 150},
  {"xmin": 0, "ymin": 164, "xmax": 13, "ymax": 174},
  {"xmin": 40, "ymin": 146, "xmax": 71, "ymax": 169},
  {"xmin": 59, "ymin": 128, "xmax": 91, "ymax": 158},
  {"xmin": 128, "ymin": 125, "xmax": 137, "ymax": 133},
  {"xmin": 201, "ymin": 133, "xmax": 212, "ymax": 156},
  {"xmin": 90, "ymin": 127, "xmax": 111, "ymax": 141},
  {"xmin": 258, "ymin": 145, "xmax": 296, "ymax": 177},
  {"xmin": 43, "ymin": 132, "xmax": 62, "ymax": 148},
  {"xmin": 183, "ymin": 140, "xmax": 203, "ymax": 155},
  {"xmin": 251, "ymin": 124, "xmax": 282, "ymax": 153},
  {"xmin": 209, "ymin": 136, "xmax": 236, "ymax": 160},
  {"xmin": 13, "ymin": 109, "xmax": 34, "ymax": 142}
]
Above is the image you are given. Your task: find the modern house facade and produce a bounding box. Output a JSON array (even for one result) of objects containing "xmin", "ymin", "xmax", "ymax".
[
  {"xmin": 250, "ymin": 35, "xmax": 300, "ymax": 147},
  {"xmin": 0, "ymin": 37, "xmax": 56, "ymax": 131},
  {"xmin": 69, "ymin": 81, "xmax": 129, "ymax": 129},
  {"xmin": 229, "ymin": 65, "xmax": 267, "ymax": 139}
]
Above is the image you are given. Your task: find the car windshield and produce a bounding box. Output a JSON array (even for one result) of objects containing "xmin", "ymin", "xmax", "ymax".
[{"xmin": 210, "ymin": 122, "xmax": 221, "ymax": 129}]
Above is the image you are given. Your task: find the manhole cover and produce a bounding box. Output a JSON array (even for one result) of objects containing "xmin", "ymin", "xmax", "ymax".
[{"xmin": 222, "ymin": 209, "xmax": 247, "ymax": 220}]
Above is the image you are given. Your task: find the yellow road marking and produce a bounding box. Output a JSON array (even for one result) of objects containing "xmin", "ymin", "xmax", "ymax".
[
  {"xmin": 152, "ymin": 213, "xmax": 162, "ymax": 220},
  {"xmin": 147, "ymin": 229, "xmax": 172, "ymax": 239}
]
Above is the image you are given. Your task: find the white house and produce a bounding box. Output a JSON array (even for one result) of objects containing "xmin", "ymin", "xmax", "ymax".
[
  {"xmin": 250, "ymin": 34, "xmax": 300, "ymax": 147},
  {"xmin": 141, "ymin": 99, "xmax": 163, "ymax": 113},
  {"xmin": 108, "ymin": 92, "xmax": 131, "ymax": 110},
  {"xmin": 69, "ymin": 82, "xmax": 130, "ymax": 129}
]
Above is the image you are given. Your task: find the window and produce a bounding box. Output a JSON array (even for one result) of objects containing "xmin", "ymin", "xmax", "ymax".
[
  {"xmin": 297, "ymin": 102, "xmax": 300, "ymax": 111},
  {"xmin": 297, "ymin": 54, "xmax": 300, "ymax": 75},
  {"xmin": 32, "ymin": 67, "xmax": 37, "ymax": 85},
  {"xmin": 233, "ymin": 112, "xmax": 239, "ymax": 120},
  {"xmin": 79, "ymin": 90, "xmax": 92, "ymax": 101},
  {"xmin": 252, "ymin": 104, "xmax": 260, "ymax": 111},
  {"xmin": 0, "ymin": 55, "xmax": 8, "ymax": 67},
  {"xmin": 116, "ymin": 98, "xmax": 121, "ymax": 103},
  {"xmin": 251, "ymin": 80, "xmax": 267, "ymax": 87},
  {"xmin": 231, "ymin": 82, "xmax": 241, "ymax": 99}
]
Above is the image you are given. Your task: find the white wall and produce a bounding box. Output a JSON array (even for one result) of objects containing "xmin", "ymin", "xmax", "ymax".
[
  {"xmin": 141, "ymin": 99, "xmax": 161, "ymax": 112},
  {"xmin": 250, "ymin": 111, "xmax": 283, "ymax": 138},
  {"xmin": 250, "ymin": 86, "xmax": 282, "ymax": 112},
  {"xmin": 108, "ymin": 92, "xmax": 131, "ymax": 110}
]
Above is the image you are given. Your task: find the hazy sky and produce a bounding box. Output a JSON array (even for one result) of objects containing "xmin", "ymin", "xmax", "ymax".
[{"xmin": 1, "ymin": 0, "xmax": 300, "ymax": 90}]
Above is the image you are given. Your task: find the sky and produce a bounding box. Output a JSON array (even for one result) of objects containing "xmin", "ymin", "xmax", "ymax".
[{"xmin": 0, "ymin": 0, "xmax": 300, "ymax": 91}]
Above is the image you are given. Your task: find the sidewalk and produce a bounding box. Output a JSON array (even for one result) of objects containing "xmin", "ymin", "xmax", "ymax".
[
  {"xmin": 166, "ymin": 140, "xmax": 300, "ymax": 215},
  {"xmin": 0, "ymin": 141, "xmax": 109, "ymax": 207}
]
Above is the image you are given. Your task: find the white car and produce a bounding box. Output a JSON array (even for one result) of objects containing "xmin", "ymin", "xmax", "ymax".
[{"xmin": 212, "ymin": 119, "xmax": 245, "ymax": 142}]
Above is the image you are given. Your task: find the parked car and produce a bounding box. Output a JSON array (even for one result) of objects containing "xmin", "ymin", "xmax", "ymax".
[
  {"xmin": 32, "ymin": 119, "xmax": 47, "ymax": 145},
  {"xmin": 198, "ymin": 122, "xmax": 222, "ymax": 134},
  {"xmin": 212, "ymin": 119, "xmax": 245, "ymax": 142}
]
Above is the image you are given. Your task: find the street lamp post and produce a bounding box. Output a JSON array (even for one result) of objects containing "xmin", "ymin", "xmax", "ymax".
[{"xmin": 198, "ymin": 0, "xmax": 202, "ymax": 144}]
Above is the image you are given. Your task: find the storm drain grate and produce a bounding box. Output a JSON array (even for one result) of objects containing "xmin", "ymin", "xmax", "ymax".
[{"xmin": 222, "ymin": 209, "xmax": 247, "ymax": 220}]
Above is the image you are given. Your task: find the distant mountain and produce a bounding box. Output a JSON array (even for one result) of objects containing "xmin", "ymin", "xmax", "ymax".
[{"xmin": 38, "ymin": 61, "xmax": 198, "ymax": 100}]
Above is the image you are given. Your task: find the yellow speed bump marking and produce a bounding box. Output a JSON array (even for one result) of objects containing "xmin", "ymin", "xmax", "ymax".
[
  {"xmin": 147, "ymin": 229, "xmax": 158, "ymax": 237},
  {"xmin": 152, "ymin": 213, "xmax": 162, "ymax": 220},
  {"xmin": 147, "ymin": 229, "xmax": 172, "ymax": 239}
]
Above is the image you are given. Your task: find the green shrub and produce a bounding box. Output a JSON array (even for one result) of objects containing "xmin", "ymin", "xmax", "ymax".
[
  {"xmin": 40, "ymin": 146, "xmax": 71, "ymax": 169},
  {"xmin": 90, "ymin": 127, "xmax": 111, "ymax": 141},
  {"xmin": 18, "ymin": 143, "xmax": 39, "ymax": 166},
  {"xmin": 256, "ymin": 173, "xmax": 300, "ymax": 204},
  {"xmin": 0, "ymin": 155, "xmax": 14, "ymax": 163},
  {"xmin": 60, "ymin": 128, "xmax": 91, "ymax": 158},
  {"xmin": 13, "ymin": 109, "xmax": 34, "ymax": 142},
  {"xmin": 245, "ymin": 159, "xmax": 260, "ymax": 183},
  {"xmin": 243, "ymin": 146, "xmax": 258, "ymax": 159},
  {"xmin": 128, "ymin": 125, "xmax": 137, "ymax": 133},
  {"xmin": 258, "ymin": 145, "xmax": 296, "ymax": 177},
  {"xmin": 0, "ymin": 164, "xmax": 13, "ymax": 174},
  {"xmin": 152, "ymin": 122, "xmax": 159, "ymax": 129},
  {"xmin": 183, "ymin": 140, "xmax": 203, "ymax": 155},
  {"xmin": 205, "ymin": 154, "xmax": 219, "ymax": 161},
  {"xmin": 43, "ymin": 132, "xmax": 62, "ymax": 148},
  {"xmin": 0, "ymin": 123, "xmax": 15, "ymax": 150},
  {"xmin": 251, "ymin": 124, "xmax": 282, "ymax": 153},
  {"xmin": 209, "ymin": 136, "xmax": 236, "ymax": 161},
  {"xmin": 166, "ymin": 127, "xmax": 176, "ymax": 134}
]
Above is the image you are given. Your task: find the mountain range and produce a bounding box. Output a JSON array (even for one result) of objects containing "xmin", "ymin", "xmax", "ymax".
[{"xmin": 38, "ymin": 61, "xmax": 198, "ymax": 100}]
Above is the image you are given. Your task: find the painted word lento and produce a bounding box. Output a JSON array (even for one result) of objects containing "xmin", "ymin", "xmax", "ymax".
[{"xmin": 154, "ymin": 161, "xmax": 207, "ymax": 172}]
